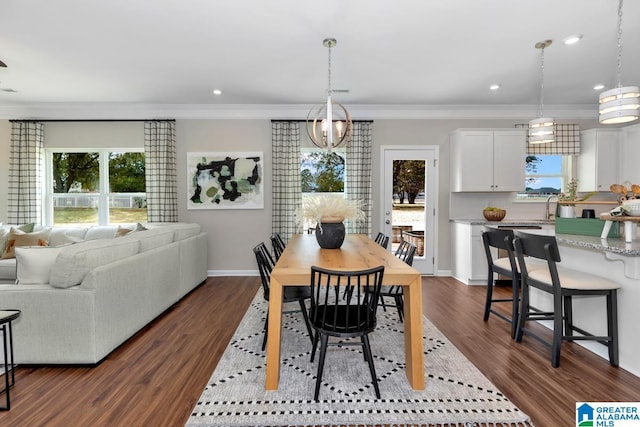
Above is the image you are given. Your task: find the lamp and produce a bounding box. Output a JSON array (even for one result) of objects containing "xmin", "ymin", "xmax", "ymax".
[
  {"xmin": 599, "ymin": 0, "xmax": 639, "ymax": 124},
  {"xmin": 306, "ymin": 38, "xmax": 352, "ymax": 152},
  {"xmin": 529, "ymin": 40, "xmax": 555, "ymax": 144}
]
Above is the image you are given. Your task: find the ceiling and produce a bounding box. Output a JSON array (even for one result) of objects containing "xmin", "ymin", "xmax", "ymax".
[{"xmin": 0, "ymin": 0, "xmax": 639, "ymax": 119}]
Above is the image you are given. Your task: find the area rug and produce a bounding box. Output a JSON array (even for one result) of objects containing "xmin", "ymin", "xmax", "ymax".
[{"xmin": 187, "ymin": 291, "xmax": 534, "ymax": 427}]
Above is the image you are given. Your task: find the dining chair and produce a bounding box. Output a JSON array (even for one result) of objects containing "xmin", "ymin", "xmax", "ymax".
[
  {"xmin": 513, "ymin": 231, "xmax": 620, "ymax": 368},
  {"xmin": 374, "ymin": 232, "xmax": 389, "ymax": 249},
  {"xmin": 270, "ymin": 233, "xmax": 286, "ymax": 260},
  {"xmin": 374, "ymin": 240, "xmax": 416, "ymax": 322},
  {"xmin": 253, "ymin": 242, "xmax": 314, "ymax": 351},
  {"xmin": 309, "ymin": 265, "xmax": 385, "ymax": 400}
]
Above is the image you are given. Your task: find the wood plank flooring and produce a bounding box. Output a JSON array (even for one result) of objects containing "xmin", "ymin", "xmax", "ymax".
[{"xmin": 1, "ymin": 276, "xmax": 639, "ymax": 427}]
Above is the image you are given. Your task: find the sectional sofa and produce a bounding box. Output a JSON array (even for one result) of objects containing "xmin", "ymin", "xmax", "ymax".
[{"xmin": 0, "ymin": 222, "xmax": 208, "ymax": 364}]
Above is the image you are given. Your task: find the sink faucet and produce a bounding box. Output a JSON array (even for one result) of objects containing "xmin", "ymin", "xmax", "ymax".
[{"xmin": 545, "ymin": 195, "xmax": 558, "ymax": 221}]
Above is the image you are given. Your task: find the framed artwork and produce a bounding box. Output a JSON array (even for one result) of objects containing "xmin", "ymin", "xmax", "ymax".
[{"xmin": 187, "ymin": 152, "xmax": 264, "ymax": 209}]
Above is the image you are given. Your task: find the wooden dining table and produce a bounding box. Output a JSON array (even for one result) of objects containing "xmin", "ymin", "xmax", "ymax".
[{"xmin": 266, "ymin": 233, "xmax": 425, "ymax": 390}]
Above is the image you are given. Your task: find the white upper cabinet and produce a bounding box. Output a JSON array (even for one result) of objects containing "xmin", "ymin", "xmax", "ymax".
[
  {"xmin": 619, "ymin": 124, "xmax": 640, "ymax": 186},
  {"xmin": 450, "ymin": 129, "xmax": 526, "ymax": 192},
  {"xmin": 577, "ymin": 129, "xmax": 619, "ymax": 193}
]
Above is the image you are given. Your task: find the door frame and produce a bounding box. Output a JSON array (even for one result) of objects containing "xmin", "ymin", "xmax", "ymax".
[{"xmin": 380, "ymin": 145, "xmax": 439, "ymax": 275}]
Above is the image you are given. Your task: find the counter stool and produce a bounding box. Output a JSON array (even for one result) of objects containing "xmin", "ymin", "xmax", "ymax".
[
  {"xmin": 1, "ymin": 309, "xmax": 21, "ymax": 410},
  {"xmin": 482, "ymin": 229, "xmax": 546, "ymax": 338},
  {"xmin": 513, "ymin": 231, "xmax": 620, "ymax": 368}
]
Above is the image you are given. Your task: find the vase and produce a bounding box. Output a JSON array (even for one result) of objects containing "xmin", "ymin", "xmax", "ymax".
[
  {"xmin": 559, "ymin": 205, "xmax": 576, "ymax": 218},
  {"xmin": 315, "ymin": 222, "xmax": 346, "ymax": 249}
]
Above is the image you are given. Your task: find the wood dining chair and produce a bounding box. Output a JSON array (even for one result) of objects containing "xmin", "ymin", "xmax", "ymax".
[
  {"xmin": 374, "ymin": 232, "xmax": 389, "ymax": 249},
  {"xmin": 309, "ymin": 265, "xmax": 385, "ymax": 400},
  {"xmin": 374, "ymin": 240, "xmax": 416, "ymax": 322},
  {"xmin": 270, "ymin": 233, "xmax": 286, "ymax": 260},
  {"xmin": 253, "ymin": 242, "xmax": 314, "ymax": 351}
]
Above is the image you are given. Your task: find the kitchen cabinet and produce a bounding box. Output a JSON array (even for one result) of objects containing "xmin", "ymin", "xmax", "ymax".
[
  {"xmin": 451, "ymin": 222, "xmax": 487, "ymax": 285},
  {"xmin": 577, "ymin": 129, "xmax": 619, "ymax": 192},
  {"xmin": 619, "ymin": 124, "xmax": 640, "ymax": 186},
  {"xmin": 450, "ymin": 129, "xmax": 526, "ymax": 192}
]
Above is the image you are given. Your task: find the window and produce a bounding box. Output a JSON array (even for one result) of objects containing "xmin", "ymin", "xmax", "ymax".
[
  {"xmin": 46, "ymin": 149, "xmax": 146, "ymax": 226},
  {"xmin": 517, "ymin": 154, "xmax": 572, "ymax": 201},
  {"xmin": 300, "ymin": 149, "xmax": 346, "ymax": 232}
]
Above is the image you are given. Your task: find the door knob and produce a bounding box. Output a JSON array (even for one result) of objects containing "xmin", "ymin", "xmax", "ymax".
[{"xmin": 385, "ymin": 220, "xmax": 390, "ymax": 224}]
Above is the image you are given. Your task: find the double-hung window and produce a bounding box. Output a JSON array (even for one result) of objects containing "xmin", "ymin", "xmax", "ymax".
[{"xmin": 45, "ymin": 149, "xmax": 146, "ymax": 226}]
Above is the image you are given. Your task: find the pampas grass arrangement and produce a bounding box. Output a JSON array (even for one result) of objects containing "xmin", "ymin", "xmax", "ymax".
[{"xmin": 296, "ymin": 195, "xmax": 365, "ymax": 229}]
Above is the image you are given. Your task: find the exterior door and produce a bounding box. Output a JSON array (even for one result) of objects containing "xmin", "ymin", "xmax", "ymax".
[{"xmin": 381, "ymin": 146, "xmax": 438, "ymax": 275}]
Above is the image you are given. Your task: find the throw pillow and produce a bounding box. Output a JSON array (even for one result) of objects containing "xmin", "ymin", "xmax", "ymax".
[
  {"xmin": 15, "ymin": 246, "xmax": 65, "ymax": 284},
  {"xmin": 0, "ymin": 222, "xmax": 35, "ymax": 254},
  {"xmin": 115, "ymin": 222, "xmax": 148, "ymax": 237},
  {"xmin": 1, "ymin": 228, "xmax": 49, "ymax": 259}
]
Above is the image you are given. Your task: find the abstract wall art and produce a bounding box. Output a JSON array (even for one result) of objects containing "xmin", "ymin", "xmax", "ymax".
[{"xmin": 187, "ymin": 152, "xmax": 264, "ymax": 209}]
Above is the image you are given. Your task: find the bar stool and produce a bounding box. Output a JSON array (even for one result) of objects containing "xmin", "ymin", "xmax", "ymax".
[
  {"xmin": 481, "ymin": 229, "xmax": 546, "ymax": 338},
  {"xmin": 513, "ymin": 231, "xmax": 620, "ymax": 368},
  {"xmin": 1, "ymin": 309, "xmax": 21, "ymax": 411}
]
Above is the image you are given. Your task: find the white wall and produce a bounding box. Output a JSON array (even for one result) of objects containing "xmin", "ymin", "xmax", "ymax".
[{"xmin": 0, "ymin": 117, "xmax": 605, "ymax": 274}]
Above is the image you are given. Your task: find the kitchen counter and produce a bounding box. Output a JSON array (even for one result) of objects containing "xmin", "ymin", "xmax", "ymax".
[
  {"xmin": 452, "ymin": 219, "xmax": 640, "ymax": 257},
  {"xmin": 451, "ymin": 218, "xmax": 640, "ymax": 377}
]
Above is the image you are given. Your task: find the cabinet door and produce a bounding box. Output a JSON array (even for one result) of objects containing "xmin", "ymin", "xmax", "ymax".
[
  {"xmin": 578, "ymin": 129, "xmax": 619, "ymax": 192},
  {"xmin": 471, "ymin": 226, "xmax": 488, "ymax": 280},
  {"xmin": 492, "ymin": 130, "xmax": 526, "ymax": 192},
  {"xmin": 451, "ymin": 131, "xmax": 493, "ymax": 191}
]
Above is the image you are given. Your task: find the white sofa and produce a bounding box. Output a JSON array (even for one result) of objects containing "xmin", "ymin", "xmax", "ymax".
[{"xmin": 0, "ymin": 222, "xmax": 208, "ymax": 364}]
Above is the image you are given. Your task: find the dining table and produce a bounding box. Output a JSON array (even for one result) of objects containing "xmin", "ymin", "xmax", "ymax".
[{"xmin": 266, "ymin": 233, "xmax": 425, "ymax": 391}]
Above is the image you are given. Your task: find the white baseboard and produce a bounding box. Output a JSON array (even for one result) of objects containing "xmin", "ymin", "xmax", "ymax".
[{"xmin": 208, "ymin": 270, "xmax": 259, "ymax": 277}]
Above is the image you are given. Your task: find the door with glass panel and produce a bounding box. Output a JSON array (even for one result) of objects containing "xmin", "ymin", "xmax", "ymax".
[{"xmin": 381, "ymin": 147, "xmax": 438, "ymax": 275}]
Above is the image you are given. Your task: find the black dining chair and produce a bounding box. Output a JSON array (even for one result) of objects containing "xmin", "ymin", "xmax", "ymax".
[
  {"xmin": 309, "ymin": 265, "xmax": 385, "ymax": 401},
  {"xmin": 513, "ymin": 231, "xmax": 620, "ymax": 368},
  {"xmin": 373, "ymin": 240, "xmax": 416, "ymax": 322},
  {"xmin": 374, "ymin": 232, "xmax": 389, "ymax": 249},
  {"xmin": 270, "ymin": 233, "xmax": 286, "ymax": 260},
  {"xmin": 253, "ymin": 242, "xmax": 314, "ymax": 351}
]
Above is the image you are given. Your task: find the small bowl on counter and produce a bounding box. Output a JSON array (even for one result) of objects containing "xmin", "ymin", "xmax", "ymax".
[{"xmin": 483, "ymin": 208, "xmax": 506, "ymax": 222}]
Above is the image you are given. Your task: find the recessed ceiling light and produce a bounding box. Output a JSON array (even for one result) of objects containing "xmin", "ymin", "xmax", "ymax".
[
  {"xmin": 489, "ymin": 84, "xmax": 501, "ymax": 91},
  {"xmin": 593, "ymin": 84, "xmax": 605, "ymax": 90},
  {"xmin": 563, "ymin": 35, "xmax": 582, "ymax": 45},
  {"xmin": 212, "ymin": 89, "xmax": 223, "ymax": 96}
]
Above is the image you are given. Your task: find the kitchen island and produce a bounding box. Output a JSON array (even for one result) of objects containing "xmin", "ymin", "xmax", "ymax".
[{"xmin": 453, "ymin": 219, "xmax": 640, "ymax": 377}]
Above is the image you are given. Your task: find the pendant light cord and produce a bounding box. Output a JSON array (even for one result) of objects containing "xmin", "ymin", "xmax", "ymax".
[
  {"xmin": 327, "ymin": 42, "xmax": 332, "ymax": 96},
  {"xmin": 616, "ymin": 0, "xmax": 624, "ymax": 89},
  {"xmin": 538, "ymin": 46, "xmax": 545, "ymax": 118}
]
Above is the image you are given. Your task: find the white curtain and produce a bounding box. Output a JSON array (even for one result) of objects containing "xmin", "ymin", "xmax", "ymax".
[
  {"xmin": 345, "ymin": 121, "xmax": 373, "ymax": 235},
  {"xmin": 144, "ymin": 120, "xmax": 178, "ymax": 222},
  {"xmin": 271, "ymin": 121, "xmax": 302, "ymax": 242},
  {"xmin": 7, "ymin": 121, "xmax": 44, "ymax": 224}
]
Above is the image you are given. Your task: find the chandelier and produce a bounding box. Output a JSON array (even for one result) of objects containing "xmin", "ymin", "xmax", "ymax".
[
  {"xmin": 599, "ymin": 0, "xmax": 639, "ymax": 124},
  {"xmin": 528, "ymin": 40, "xmax": 555, "ymax": 144},
  {"xmin": 306, "ymin": 38, "xmax": 352, "ymax": 152}
]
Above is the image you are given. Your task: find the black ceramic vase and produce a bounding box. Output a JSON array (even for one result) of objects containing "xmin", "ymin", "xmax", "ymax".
[{"xmin": 315, "ymin": 222, "xmax": 346, "ymax": 249}]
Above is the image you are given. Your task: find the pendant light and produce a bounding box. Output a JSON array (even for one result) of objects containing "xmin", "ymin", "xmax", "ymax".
[
  {"xmin": 599, "ymin": 0, "xmax": 639, "ymax": 124},
  {"xmin": 529, "ymin": 40, "xmax": 555, "ymax": 144},
  {"xmin": 306, "ymin": 38, "xmax": 352, "ymax": 152}
]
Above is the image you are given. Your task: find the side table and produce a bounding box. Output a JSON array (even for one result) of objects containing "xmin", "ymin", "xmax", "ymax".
[{"xmin": 0, "ymin": 310, "xmax": 20, "ymax": 411}]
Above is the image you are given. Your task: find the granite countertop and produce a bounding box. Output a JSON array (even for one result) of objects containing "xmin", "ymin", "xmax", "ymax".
[{"xmin": 452, "ymin": 218, "xmax": 640, "ymax": 257}]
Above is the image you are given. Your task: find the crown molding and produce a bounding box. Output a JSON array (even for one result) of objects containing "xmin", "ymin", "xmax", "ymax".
[{"xmin": 0, "ymin": 102, "xmax": 599, "ymax": 121}]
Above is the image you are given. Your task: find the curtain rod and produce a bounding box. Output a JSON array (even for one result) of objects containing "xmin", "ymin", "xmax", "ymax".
[
  {"xmin": 9, "ymin": 119, "xmax": 176, "ymax": 123},
  {"xmin": 270, "ymin": 119, "xmax": 373, "ymax": 123}
]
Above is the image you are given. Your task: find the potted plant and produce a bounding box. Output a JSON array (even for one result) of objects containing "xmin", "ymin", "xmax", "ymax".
[
  {"xmin": 557, "ymin": 179, "xmax": 595, "ymax": 218},
  {"xmin": 297, "ymin": 195, "xmax": 365, "ymax": 248}
]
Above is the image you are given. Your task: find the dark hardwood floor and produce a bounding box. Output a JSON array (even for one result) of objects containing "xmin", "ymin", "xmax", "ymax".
[{"xmin": 1, "ymin": 276, "xmax": 639, "ymax": 427}]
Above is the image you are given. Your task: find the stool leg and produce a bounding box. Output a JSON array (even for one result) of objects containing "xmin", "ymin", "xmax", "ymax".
[
  {"xmin": 601, "ymin": 220, "xmax": 613, "ymax": 239},
  {"xmin": 608, "ymin": 290, "xmax": 619, "ymax": 367},
  {"xmin": 510, "ymin": 274, "xmax": 520, "ymax": 339},
  {"xmin": 551, "ymin": 290, "xmax": 563, "ymax": 368},
  {"xmin": 563, "ymin": 295, "xmax": 573, "ymax": 338},
  {"xmin": 624, "ymin": 222, "xmax": 634, "ymax": 243},
  {"xmin": 483, "ymin": 268, "xmax": 494, "ymax": 321}
]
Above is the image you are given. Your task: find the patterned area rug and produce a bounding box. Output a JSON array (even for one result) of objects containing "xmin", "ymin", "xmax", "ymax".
[{"xmin": 187, "ymin": 292, "xmax": 534, "ymax": 427}]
